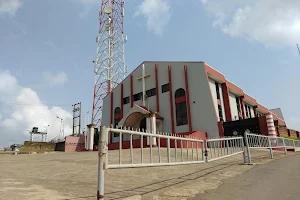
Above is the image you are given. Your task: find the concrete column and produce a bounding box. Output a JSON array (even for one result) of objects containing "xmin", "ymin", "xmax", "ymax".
[
  {"xmin": 151, "ymin": 114, "xmax": 157, "ymax": 146},
  {"xmin": 147, "ymin": 112, "xmax": 157, "ymax": 146},
  {"xmin": 266, "ymin": 113, "xmax": 276, "ymax": 137},
  {"xmin": 87, "ymin": 124, "xmax": 95, "ymax": 151}
]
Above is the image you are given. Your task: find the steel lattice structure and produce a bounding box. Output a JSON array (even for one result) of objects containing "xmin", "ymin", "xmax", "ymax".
[{"xmin": 92, "ymin": 0, "xmax": 126, "ymax": 127}]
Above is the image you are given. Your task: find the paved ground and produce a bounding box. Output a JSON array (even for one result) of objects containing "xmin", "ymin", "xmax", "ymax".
[
  {"xmin": 0, "ymin": 148, "xmax": 295, "ymax": 200},
  {"xmin": 190, "ymin": 153, "xmax": 300, "ymax": 200}
]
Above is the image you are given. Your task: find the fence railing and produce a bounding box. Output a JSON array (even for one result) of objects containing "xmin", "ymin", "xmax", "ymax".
[
  {"xmin": 96, "ymin": 127, "xmax": 300, "ymax": 199},
  {"xmin": 206, "ymin": 137, "xmax": 244, "ymax": 162},
  {"xmin": 244, "ymin": 133, "xmax": 300, "ymax": 164},
  {"xmin": 105, "ymin": 127, "xmax": 206, "ymax": 169}
]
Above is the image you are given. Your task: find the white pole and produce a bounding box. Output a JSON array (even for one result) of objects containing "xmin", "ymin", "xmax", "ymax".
[
  {"xmin": 87, "ymin": 124, "xmax": 95, "ymax": 151},
  {"xmin": 142, "ymin": 63, "xmax": 146, "ymax": 106},
  {"xmin": 151, "ymin": 114, "xmax": 157, "ymax": 146}
]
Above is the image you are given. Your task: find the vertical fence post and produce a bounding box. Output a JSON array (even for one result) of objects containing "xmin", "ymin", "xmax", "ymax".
[
  {"xmin": 244, "ymin": 132, "xmax": 251, "ymax": 164},
  {"xmin": 267, "ymin": 137, "xmax": 274, "ymax": 159},
  {"xmin": 204, "ymin": 140, "xmax": 208, "ymax": 163},
  {"xmin": 167, "ymin": 137, "xmax": 171, "ymax": 163},
  {"xmin": 282, "ymin": 139, "xmax": 287, "ymax": 155},
  {"xmin": 97, "ymin": 126, "xmax": 108, "ymax": 200}
]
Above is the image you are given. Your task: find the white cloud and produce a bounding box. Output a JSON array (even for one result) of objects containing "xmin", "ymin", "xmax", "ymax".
[
  {"xmin": 201, "ymin": 0, "xmax": 300, "ymax": 47},
  {"xmin": 43, "ymin": 71, "xmax": 68, "ymax": 87},
  {"xmin": 0, "ymin": 69, "xmax": 73, "ymax": 148},
  {"xmin": 0, "ymin": 0, "xmax": 22, "ymax": 15},
  {"xmin": 135, "ymin": 0, "xmax": 171, "ymax": 36}
]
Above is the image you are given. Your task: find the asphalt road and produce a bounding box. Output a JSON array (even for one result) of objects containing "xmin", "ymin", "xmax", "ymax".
[{"xmin": 191, "ymin": 153, "xmax": 300, "ymax": 200}]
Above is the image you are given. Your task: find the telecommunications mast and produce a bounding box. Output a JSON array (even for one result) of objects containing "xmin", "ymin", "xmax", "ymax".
[{"xmin": 92, "ymin": 0, "xmax": 127, "ymax": 127}]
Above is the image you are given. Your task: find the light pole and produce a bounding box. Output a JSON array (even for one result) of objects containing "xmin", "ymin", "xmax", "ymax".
[
  {"xmin": 44, "ymin": 125, "xmax": 50, "ymax": 142},
  {"xmin": 56, "ymin": 116, "xmax": 64, "ymax": 141},
  {"xmin": 83, "ymin": 111, "xmax": 89, "ymax": 135}
]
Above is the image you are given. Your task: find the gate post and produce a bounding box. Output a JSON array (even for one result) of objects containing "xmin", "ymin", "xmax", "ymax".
[
  {"xmin": 97, "ymin": 126, "xmax": 108, "ymax": 200},
  {"xmin": 282, "ymin": 138, "xmax": 287, "ymax": 155},
  {"xmin": 244, "ymin": 132, "xmax": 251, "ymax": 164},
  {"xmin": 204, "ymin": 140, "xmax": 208, "ymax": 163},
  {"xmin": 267, "ymin": 137, "xmax": 274, "ymax": 159}
]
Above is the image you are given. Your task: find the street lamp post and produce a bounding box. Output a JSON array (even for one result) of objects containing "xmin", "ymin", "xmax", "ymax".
[
  {"xmin": 56, "ymin": 116, "xmax": 64, "ymax": 141},
  {"xmin": 44, "ymin": 125, "xmax": 50, "ymax": 142}
]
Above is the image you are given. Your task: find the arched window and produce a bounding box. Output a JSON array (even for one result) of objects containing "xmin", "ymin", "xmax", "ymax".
[
  {"xmin": 175, "ymin": 88, "xmax": 188, "ymax": 126},
  {"xmin": 114, "ymin": 107, "xmax": 122, "ymax": 136}
]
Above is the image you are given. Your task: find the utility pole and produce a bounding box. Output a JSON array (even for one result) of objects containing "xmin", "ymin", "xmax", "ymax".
[{"xmin": 72, "ymin": 102, "xmax": 81, "ymax": 136}]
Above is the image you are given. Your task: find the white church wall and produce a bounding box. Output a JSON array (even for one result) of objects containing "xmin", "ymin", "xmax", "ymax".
[
  {"xmin": 112, "ymin": 85, "xmax": 121, "ymax": 143},
  {"xmin": 229, "ymin": 92, "xmax": 239, "ymax": 121},
  {"xmin": 144, "ymin": 62, "xmax": 157, "ymax": 112},
  {"xmin": 122, "ymin": 75, "xmax": 131, "ymax": 117},
  {"xmin": 156, "ymin": 62, "xmax": 172, "ymax": 133},
  {"xmin": 250, "ymin": 106, "xmax": 255, "ymax": 118},
  {"xmin": 189, "ymin": 63, "xmax": 219, "ymax": 138}
]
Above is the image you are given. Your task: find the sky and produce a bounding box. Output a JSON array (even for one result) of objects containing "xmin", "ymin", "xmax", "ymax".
[{"xmin": 0, "ymin": 0, "xmax": 300, "ymax": 147}]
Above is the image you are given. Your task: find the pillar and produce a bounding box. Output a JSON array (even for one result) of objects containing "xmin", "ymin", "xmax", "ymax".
[
  {"xmin": 266, "ymin": 113, "xmax": 276, "ymax": 137},
  {"xmin": 147, "ymin": 112, "xmax": 157, "ymax": 146},
  {"xmin": 87, "ymin": 124, "xmax": 95, "ymax": 151}
]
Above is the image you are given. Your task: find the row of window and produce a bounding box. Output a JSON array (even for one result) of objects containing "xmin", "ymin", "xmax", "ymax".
[
  {"xmin": 122, "ymin": 83, "xmax": 171, "ymax": 105},
  {"xmin": 114, "ymin": 88, "xmax": 189, "ymax": 129}
]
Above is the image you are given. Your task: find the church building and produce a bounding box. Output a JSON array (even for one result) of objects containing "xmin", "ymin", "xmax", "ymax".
[{"xmin": 101, "ymin": 61, "xmax": 298, "ymax": 147}]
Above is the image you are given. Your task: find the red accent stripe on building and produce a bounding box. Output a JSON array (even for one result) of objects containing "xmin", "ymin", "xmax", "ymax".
[
  {"xmin": 121, "ymin": 83, "xmax": 124, "ymax": 118},
  {"xmin": 221, "ymin": 83, "xmax": 232, "ymax": 121},
  {"xmin": 175, "ymin": 96, "xmax": 186, "ymax": 103},
  {"xmin": 130, "ymin": 74, "xmax": 133, "ymax": 108},
  {"xmin": 240, "ymin": 96, "xmax": 246, "ymax": 119},
  {"xmin": 168, "ymin": 66, "xmax": 175, "ymax": 133},
  {"xmin": 184, "ymin": 66, "xmax": 193, "ymax": 133},
  {"xmin": 155, "ymin": 64, "xmax": 160, "ymax": 112},
  {"xmin": 110, "ymin": 92, "xmax": 113, "ymax": 143}
]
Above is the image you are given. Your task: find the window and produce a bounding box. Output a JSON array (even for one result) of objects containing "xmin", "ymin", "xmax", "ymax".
[
  {"xmin": 123, "ymin": 96, "xmax": 129, "ymax": 105},
  {"xmin": 248, "ymin": 106, "xmax": 252, "ymax": 118},
  {"xmin": 175, "ymin": 88, "xmax": 188, "ymax": 126},
  {"xmin": 113, "ymin": 107, "xmax": 122, "ymax": 137},
  {"xmin": 161, "ymin": 83, "xmax": 169, "ymax": 93},
  {"xmin": 245, "ymin": 105, "xmax": 249, "ymax": 118},
  {"xmin": 133, "ymin": 92, "xmax": 142, "ymax": 101},
  {"xmin": 146, "ymin": 88, "xmax": 156, "ymax": 97},
  {"xmin": 215, "ymin": 82, "xmax": 220, "ymax": 100},
  {"xmin": 218, "ymin": 105, "xmax": 224, "ymax": 122}
]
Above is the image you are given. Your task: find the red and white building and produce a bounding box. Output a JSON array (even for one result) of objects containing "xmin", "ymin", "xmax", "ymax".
[{"xmin": 101, "ymin": 61, "xmax": 299, "ymax": 147}]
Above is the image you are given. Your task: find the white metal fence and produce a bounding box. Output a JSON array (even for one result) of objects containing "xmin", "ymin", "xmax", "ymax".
[
  {"xmin": 97, "ymin": 126, "xmax": 247, "ymax": 199},
  {"xmin": 244, "ymin": 133, "xmax": 300, "ymax": 164},
  {"xmin": 206, "ymin": 137, "xmax": 244, "ymax": 162}
]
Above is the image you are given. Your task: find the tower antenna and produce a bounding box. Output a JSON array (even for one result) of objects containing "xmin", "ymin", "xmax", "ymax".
[{"xmin": 92, "ymin": 0, "xmax": 127, "ymax": 127}]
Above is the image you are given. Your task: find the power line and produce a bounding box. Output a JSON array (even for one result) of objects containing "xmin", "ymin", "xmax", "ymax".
[{"xmin": 0, "ymin": 101, "xmax": 71, "ymax": 107}]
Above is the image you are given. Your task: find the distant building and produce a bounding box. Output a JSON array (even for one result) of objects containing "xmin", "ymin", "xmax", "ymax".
[{"xmin": 101, "ymin": 61, "xmax": 299, "ymax": 147}]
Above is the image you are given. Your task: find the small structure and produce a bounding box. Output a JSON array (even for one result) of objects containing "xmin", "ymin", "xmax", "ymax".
[{"xmin": 30, "ymin": 127, "xmax": 47, "ymax": 142}]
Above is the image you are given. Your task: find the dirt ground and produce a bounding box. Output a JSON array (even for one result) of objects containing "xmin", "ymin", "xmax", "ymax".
[{"xmin": 0, "ymin": 148, "xmax": 291, "ymax": 200}]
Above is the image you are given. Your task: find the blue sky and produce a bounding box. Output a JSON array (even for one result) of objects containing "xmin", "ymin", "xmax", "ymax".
[{"xmin": 1, "ymin": 0, "xmax": 300, "ymax": 147}]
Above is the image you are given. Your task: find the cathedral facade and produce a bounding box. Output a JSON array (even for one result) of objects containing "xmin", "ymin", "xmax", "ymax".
[{"xmin": 102, "ymin": 61, "xmax": 288, "ymax": 145}]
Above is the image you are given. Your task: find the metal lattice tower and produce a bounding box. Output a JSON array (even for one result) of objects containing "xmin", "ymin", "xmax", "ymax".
[{"xmin": 92, "ymin": 0, "xmax": 126, "ymax": 127}]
